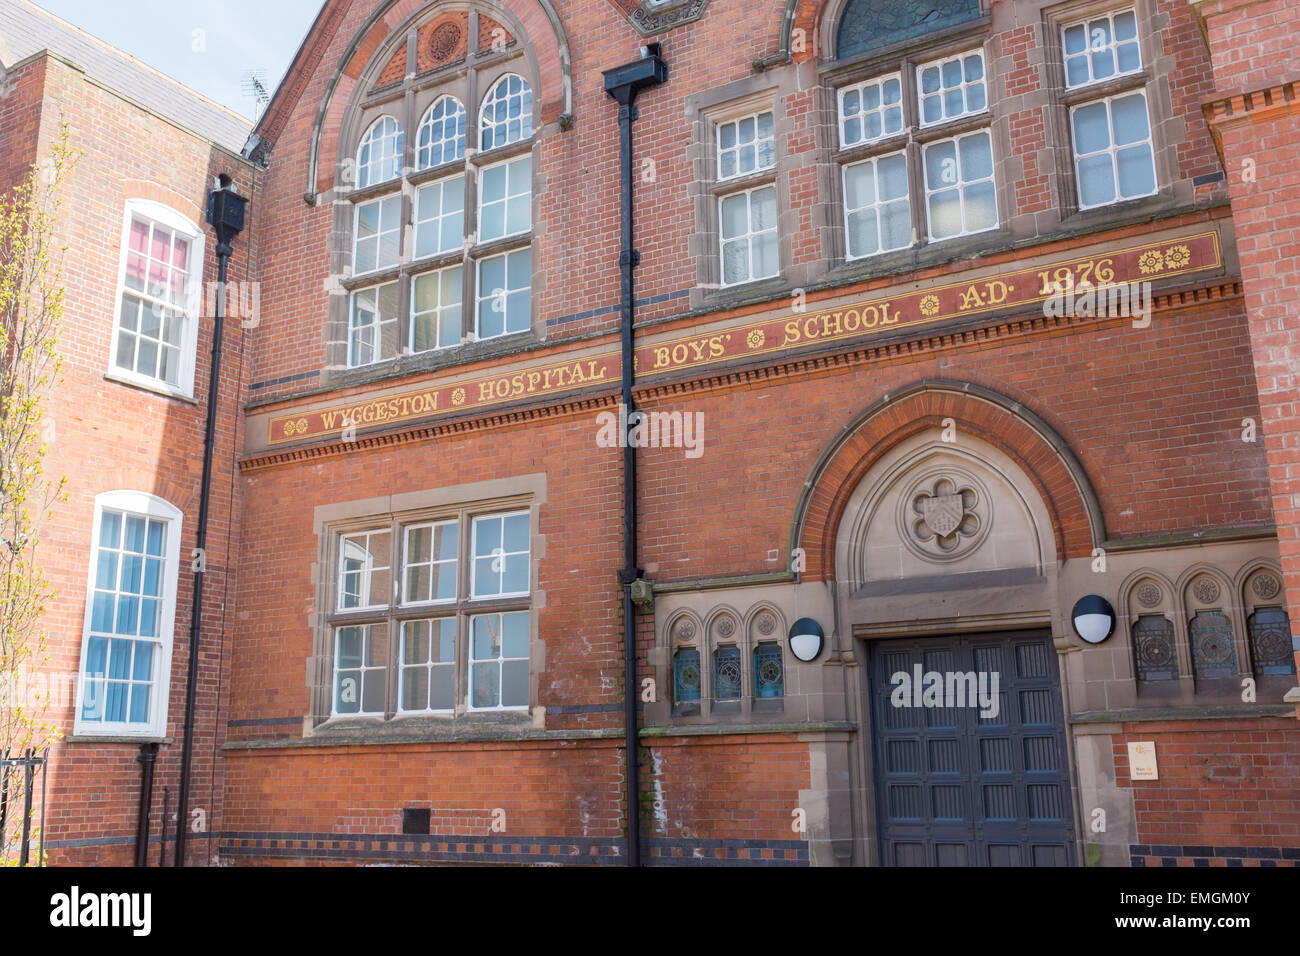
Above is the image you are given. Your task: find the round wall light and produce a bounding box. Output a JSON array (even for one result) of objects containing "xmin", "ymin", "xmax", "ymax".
[
  {"xmin": 788, "ymin": 618, "xmax": 825, "ymax": 662},
  {"xmin": 1071, "ymin": 595, "xmax": 1116, "ymax": 644}
]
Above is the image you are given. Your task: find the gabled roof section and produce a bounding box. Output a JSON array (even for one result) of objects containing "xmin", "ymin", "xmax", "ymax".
[
  {"xmin": 0, "ymin": 0, "xmax": 252, "ymax": 154},
  {"xmin": 250, "ymin": 0, "xmax": 345, "ymax": 151}
]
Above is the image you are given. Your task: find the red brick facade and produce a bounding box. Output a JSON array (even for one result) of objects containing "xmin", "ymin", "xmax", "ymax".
[{"xmin": 7, "ymin": 0, "xmax": 1300, "ymax": 867}]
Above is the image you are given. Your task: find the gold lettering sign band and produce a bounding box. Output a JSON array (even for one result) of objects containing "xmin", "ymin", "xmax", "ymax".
[{"xmin": 269, "ymin": 231, "xmax": 1222, "ymax": 445}]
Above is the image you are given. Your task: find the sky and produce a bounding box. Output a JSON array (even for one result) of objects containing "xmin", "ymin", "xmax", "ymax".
[{"xmin": 30, "ymin": 0, "xmax": 325, "ymax": 119}]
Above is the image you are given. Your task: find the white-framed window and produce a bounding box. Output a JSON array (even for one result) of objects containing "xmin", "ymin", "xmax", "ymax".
[
  {"xmin": 478, "ymin": 155, "xmax": 532, "ymax": 242},
  {"xmin": 411, "ymin": 267, "xmax": 463, "ymax": 353},
  {"xmin": 334, "ymin": 624, "xmax": 388, "ymax": 716},
  {"xmin": 337, "ymin": 529, "xmax": 392, "ymax": 611},
  {"xmin": 479, "ymin": 74, "xmax": 533, "ymax": 150},
  {"xmin": 326, "ymin": 503, "xmax": 534, "ymax": 720},
  {"xmin": 1062, "ymin": 8, "xmax": 1141, "ymax": 90},
  {"xmin": 348, "ymin": 282, "xmax": 400, "ymax": 366},
  {"xmin": 74, "ymin": 491, "xmax": 182, "ymax": 738},
  {"xmin": 476, "ymin": 248, "xmax": 531, "ymax": 340},
  {"xmin": 839, "ymin": 74, "xmax": 904, "ymax": 148},
  {"xmin": 468, "ymin": 610, "xmax": 529, "ymax": 710},
  {"xmin": 357, "ymin": 115, "xmax": 404, "ymax": 188},
  {"xmin": 400, "ymin": 618, "xmax": 457, "ymax": 712},
  {"xmin": 719, "ymin": 185, "xmax": 778, "ymax": 286},
  {"xmin": 923, "ymin": 130, "xmax": 998, "ymax": 241},
  {"xmin": 416, "ymin": 96, "xmax": 467, "ymax": 170},
  {"xmin": 843, "ymin": 152, "xmax": 912, "ymax": 259},
  {"xmin": 1070, "ymin": 90, "xmax": 1156, "ymax": 208},
  {"xmin": 833, "ymin": 41, "xmax": 998, "ymax": 261},
  {"xmin": 413, "ymin": 176, "xmax": 465, "ymax": 260},
  {"xmin": 917, "ymin": 49, "xmax": 987, "ymax": 127},
  {"xmin": 716, "ymin": 111, "xmax": 775, "ymax": 180},
  {"xmin": 470, "ymin": 510, "xmax": 530, "ymax": 598},
  {"xmin": 108, "ymin": 200, "xmax": 203, "ymax": 398},
  {"xmin": 402, "ymin": 520, "xmax": 458, "ymax": 604},
  {"xmin": 353, "ymin": 195, "xmax": 401, "ymax": 275}
]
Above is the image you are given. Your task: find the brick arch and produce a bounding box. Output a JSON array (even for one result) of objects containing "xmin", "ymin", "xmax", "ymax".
[
  {"xmin": 791, "ymin": 380, "xmax": 1104, "ymax": 582},
  {"xmin": 306, "ymin": 0, "xmax": 572, "ymax": 200}
]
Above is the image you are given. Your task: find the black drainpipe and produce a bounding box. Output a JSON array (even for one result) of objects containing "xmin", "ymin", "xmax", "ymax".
[
  {"xmin": 602, "ymin": 45, "xmax": 667, "ymax": 868},
  {"xmin": 174, "ymin": 175, "xmax": 247, "ymax": 866},
  {"xmin": 133, "ymin": 743, "xmax": 158, "ymax": 867}
]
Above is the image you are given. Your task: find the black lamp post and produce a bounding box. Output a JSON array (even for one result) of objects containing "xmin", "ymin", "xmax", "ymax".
[{"xmin": 174, "ymin": 174, "xmax": 246, "ymax": 867}]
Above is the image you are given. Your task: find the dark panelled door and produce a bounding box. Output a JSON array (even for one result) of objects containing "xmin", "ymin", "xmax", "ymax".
[{"xmin": 868, "ymin": 630, "xmax": 1075, "ymax": 866}]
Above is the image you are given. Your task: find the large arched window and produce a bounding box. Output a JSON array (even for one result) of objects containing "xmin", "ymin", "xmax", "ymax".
[{"xmin": 335, "ymin": 7, "xmax": 537, "ymax": 369}]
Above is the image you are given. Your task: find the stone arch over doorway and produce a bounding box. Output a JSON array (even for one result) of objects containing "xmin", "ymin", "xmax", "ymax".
[
  {"xmin": 804, "ymin": 381, "xmax": 1095, "ymax": 866},
  {"xmin": 791, "ymin": 380, "xmax": 1104, "ymax": 586}
]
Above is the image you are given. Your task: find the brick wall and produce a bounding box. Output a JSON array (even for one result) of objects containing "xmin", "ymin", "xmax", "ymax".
[
  {"xmin": 1115, "ymin": 718, "xmax": 1300, "ymax": 866},
  {"xmin": 2, "ymin": 55, "xmax": 256, "ymax": 866},
  {"xmin": 1195, "ymin": 0, "xmax": 1300, "ymax": 691}
]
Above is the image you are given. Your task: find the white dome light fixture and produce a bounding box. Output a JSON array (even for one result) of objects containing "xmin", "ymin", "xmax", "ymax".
[
  {"xmin": 788, "ymin": 618, "xmax": 825, "ymax": 663},
  {"xmin": 1071, "ymin": 595, "xmax": 1116, "ymax": 644}
]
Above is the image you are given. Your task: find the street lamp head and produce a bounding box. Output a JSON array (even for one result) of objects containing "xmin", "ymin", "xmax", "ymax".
[{"xmin": 206, "ymin": 173, "xmax": 247, "ymax": 251}]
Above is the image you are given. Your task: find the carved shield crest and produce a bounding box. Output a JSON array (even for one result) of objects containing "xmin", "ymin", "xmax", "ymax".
[{"xmin": 921, "ymin": 493, "xmax": 965, "ymax": 537}]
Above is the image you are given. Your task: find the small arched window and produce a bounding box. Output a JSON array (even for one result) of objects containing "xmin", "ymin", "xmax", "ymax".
[
  {"xmin": 479, "ymin": 74, "xmax": 533, "ymax": 150},
  {"xmin": 356, "ymin": 115, "xmax": 404, "ymax": 187},
  {"xmin": 416, "ymin": 96, "xmax": 467, "ymax": 170}
]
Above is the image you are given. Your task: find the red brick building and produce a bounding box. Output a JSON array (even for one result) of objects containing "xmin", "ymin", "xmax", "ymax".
[
  {"xmin": 0, "ymin": 0, "xmax": 253, "ymax": 866},
  {"xmin": 8, "ymin": 0, "xmax": 1300, "ymax": 866}
]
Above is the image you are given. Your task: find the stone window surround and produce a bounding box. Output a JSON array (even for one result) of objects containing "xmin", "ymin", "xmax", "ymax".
[
  {"xmin": 797, "ymin": 0, "xmax": 1193, "ymax": 289},
  {"xmin": 1038, "ymin": 0, "xmax": 1185, "ymax": 221},
  {"xmin": 306, "ymin": 473, "xmax": 548, "ymax": 738},
  {"xmin": 1119, "ymin": 560, "xmax": 1294, "ymax": 700},
  {"xmin": 658, "ymin": 600, "xmax": 793, "ymax": 725},
  {"xmin": 818, "ymin": 21, "xmax": 1009, "ymax": 270},
  {"xmin": 324, "ymin": 7, "xmax": 544, "ymax": 387},
  {"xmin": 686, "ymin": 81, "xmax": 792, "ymax": 312}
]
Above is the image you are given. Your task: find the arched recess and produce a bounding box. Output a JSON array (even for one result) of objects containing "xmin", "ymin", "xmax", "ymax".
[
  {"xmin": 305, "ymin": 0, "xmax": 572, "ymax": 202},
  {"xmin": 791, "ymin": 380, "xmax": 1105, "ymax": 583},
  {"xmin": 1116, "ymin": 568, "xmax": 1182, "ymax": 685}
]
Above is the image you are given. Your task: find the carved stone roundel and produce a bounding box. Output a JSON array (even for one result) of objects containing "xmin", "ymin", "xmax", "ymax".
[
  {"xmin": 1253, "ymin": 574, "xmax": 1281, "ymax": 600},
  {"xmin": 1192, "ymin": 577, "xmax": 1221, "ymax": 604},
  {"xmin": 429, "ymin": 22, "xmax": 462, "ymax": 63},
  {"xmin": 1136, "ymin": 582, "xmax": 1162, "ymax": 608},
  {"xmin": 674, "ymin": 618, "xmax": 696, "ymax": 642},
  {"xmin": 715, "ymin": 615, "xmax": 736, "ymax": 638},
  {"xmin": 897, "ymin": 468, "xmax": 992, "ymax": 563},
  {"xmin": 756, "ymin": 612, "xmax": 777, "ymax": 635}
]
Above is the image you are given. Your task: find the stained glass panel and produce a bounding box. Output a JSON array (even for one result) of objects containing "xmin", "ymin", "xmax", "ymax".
[
  {"xmin": 674, "ymin": 648, "xmax": 701, "ymax": 704},
  {"xmin": 714, "ymin": 645, "xmax": 741, "ymax": 700},
  {"xmin": 1249, "ymin": 608, "xmax": 1296, "ymax": 676},
  {"xmin": 837, "ymin": 0, "xmax": 983, "ymax": 60},
  {"xmin": 754, "ymin": 643, "xmax": 784, "ymax": 699}
]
